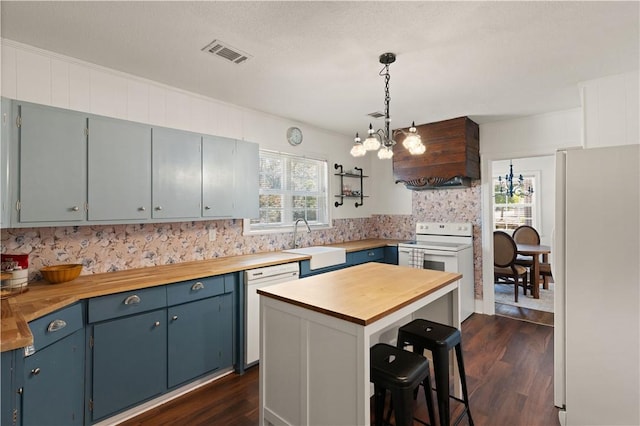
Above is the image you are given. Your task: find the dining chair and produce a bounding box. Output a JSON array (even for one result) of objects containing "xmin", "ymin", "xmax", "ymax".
[
  {"xmin": 512, "ymin": 225, "xmax": 541, "ymax": 285},
  {"xmin": 494, "ymin": 231, "xmax": 529, "ymax": 302},
  {"xmin": 539, "ymin": 261, "xmax": 553, "ymax": 289}
]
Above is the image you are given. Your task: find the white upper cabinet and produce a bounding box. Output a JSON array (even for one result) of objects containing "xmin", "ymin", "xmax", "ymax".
[
  {"xmin": 151, "ymin": 127, "xmax": 202, "ymax": 220},
  {"xmin": 4, "ymin": 99, "xmax": 259, "ymax": 227},
  {"xmin": 88, "ymin": 117, "xmax": 151, "ymax": 221},
  {"xmin": 17, "ymin": 102, "xmax": 86, "ymax": 223},
  {"xmin": 1, "ymin": 99, "xmax": 12, "ymax": 228},
  {"xmin": 233, "ymin": 140, "xmax": 259, "ymax": 219},
  {"xmin": 202, "ymin": 136, "xmax": 235, "ymax": 218}
]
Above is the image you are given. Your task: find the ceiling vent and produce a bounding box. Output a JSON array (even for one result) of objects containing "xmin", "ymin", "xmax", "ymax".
[
  {"xmin": 367, "ymin": 111, "xmax": 385, "ymax": 119},
  {"xmin": 201, "ymin": 39, "xmax": 252, "ymax": 65}
]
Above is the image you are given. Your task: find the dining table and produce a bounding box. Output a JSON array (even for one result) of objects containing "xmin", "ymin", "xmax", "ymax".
[{"xmin": 516, "ymin": 243, "xmax": 551, "ymax": 299}]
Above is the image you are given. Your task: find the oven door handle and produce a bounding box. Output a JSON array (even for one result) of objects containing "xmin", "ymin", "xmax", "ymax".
[{"xmin": 420, "ymin": 249, "xmax": 458, "ymax": 257}]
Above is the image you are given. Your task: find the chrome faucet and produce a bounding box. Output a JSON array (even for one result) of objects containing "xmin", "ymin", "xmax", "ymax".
[{"xmin": 293, "ymin": 218, "xmax": 311, "ymax": 248}]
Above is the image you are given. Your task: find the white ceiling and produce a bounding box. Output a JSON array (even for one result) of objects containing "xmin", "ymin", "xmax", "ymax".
[{"xmin": 1, "ymin": 1, "xmax": 638, "ymax": 136}]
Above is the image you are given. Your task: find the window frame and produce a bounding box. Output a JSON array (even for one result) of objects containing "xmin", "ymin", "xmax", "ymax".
[
  {"xmin": 492, "ymin": 170, "xmax": 540, "ymax": 232},
  {"xmin": 243, "ymin": 149, "xmax": 332, "ymax": 235}
]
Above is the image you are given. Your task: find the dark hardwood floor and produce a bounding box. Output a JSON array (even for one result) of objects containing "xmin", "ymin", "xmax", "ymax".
[
  {"xmin": 494, "ymin": 302, "xmax": 554, "ymax": 327},
  {"xmin": 121, "ymin": 313, "xmax": 558, "ymax": 426}
]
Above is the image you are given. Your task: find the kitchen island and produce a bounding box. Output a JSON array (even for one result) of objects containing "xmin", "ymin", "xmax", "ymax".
[{"xmin": 258, "ymin": 262, "xmax": 461, "ymax": 426}]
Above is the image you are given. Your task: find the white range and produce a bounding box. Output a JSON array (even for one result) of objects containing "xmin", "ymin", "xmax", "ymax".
[{"xmin": 398, "ymin": 222, "xmax": 475, "ymax": 321}]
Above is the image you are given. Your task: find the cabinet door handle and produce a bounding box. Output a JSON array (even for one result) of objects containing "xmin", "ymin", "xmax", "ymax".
[
  {"xmin": 172, "ymin": 315, "xmax": 178, "ymax": 321},
  {"xmin": 124, "ymin": 295, "xmax": 141, "ymax": 305},
  {"xmin": 71, "ymin": 206, "xmax": 80, "ymax": 212},
  {"xmin": 191, "ymin": 282, "xmax": 205, "ymax": 291},
  {"xmin": 31, "ymin": 368, "xmax": 41, "ymax": 376},
  {"xmin": 204, "ymin": 206, "xmax": 211, "ymax": 210},
  {"xmin": 138, "ymin": 206, "xmax": 146, "ymax": 211},
  {"xmin": 154, "ymin": 321, "xmax": 161, "ymax": 327},
  {"xmin": 155, "ymin": 206, "xmax": 163, "ymax": 211},
  {"xmin": 47, "ymin": 319, "xmax": 67, "ymax": 333}
]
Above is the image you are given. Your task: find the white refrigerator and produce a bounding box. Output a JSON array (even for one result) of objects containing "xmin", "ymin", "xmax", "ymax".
[{"xmin": 554, "ymin": 145, "xmax": 639, "ymax": 425}]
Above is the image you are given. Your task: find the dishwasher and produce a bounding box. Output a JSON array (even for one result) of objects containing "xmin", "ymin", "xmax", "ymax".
[{"xmin": 245, "ymin": 262, "xmax": 299, "ymax": 366}]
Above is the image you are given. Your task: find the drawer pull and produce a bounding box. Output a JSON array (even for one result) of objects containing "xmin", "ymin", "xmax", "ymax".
[
  {"xmin": 154, "ymin": 321, "xmax": 161, "ymax": 327},
  {"xmin": 124, "ymin": 295, "xmax": 141, "ymax": 305},
  {"xmin": 47, "ymin": 319, "xmax": 67, "ymax": 333},
  {"xmin": 31, "ymin": 368, "xmax": 41, "ymax": 376},
  {"xmin": 172, "ymin": 315, "xmax": 178, "ymax": 321},
  {"xmin": 368, "ymin": 251, "xmax": 375, "ymax": 256},
  {"xmin": 191, "ymin": 282, "xmax": 205, "ymax": 291}
]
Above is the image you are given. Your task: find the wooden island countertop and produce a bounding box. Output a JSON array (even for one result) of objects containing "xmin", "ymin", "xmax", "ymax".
[
  {"xmin": 258, "ymin": 262, "xmax": 461, "ymax": 325},
  {"xmin": 1, "ymin": 239, "xmax": 403, "ymax": 352}
]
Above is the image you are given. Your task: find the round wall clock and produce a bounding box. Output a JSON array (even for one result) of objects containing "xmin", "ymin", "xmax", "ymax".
[{"xmin": 287, "ymin": 126, "xmax": 303, "ymax": 146}]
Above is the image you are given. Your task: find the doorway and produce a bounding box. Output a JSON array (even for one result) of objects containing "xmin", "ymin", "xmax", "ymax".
[{"xmin": 489, "ymin": 156, "xmax": 555, "ymax": 325}]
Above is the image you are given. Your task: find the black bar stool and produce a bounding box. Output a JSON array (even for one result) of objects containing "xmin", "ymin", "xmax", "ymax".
[
  {"xmin": 370, "ymin": 343, "xmax": 437, "ymax": 426},
  {"xmin": 397, "ymin": 319, "xmax": 474, "ymax": 426}
]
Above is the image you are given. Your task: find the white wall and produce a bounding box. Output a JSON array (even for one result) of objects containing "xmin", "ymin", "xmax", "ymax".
[
  {"xmin": 1, "ymin": 39, "xmax": 376, "ymax": 222},
  {"xmin": 580, "ymin": 70, "xmax": 640, "ymax": 148},
  {"xmin": 478, "ymin": 108, "xmax": 582, "ymax": 314}
]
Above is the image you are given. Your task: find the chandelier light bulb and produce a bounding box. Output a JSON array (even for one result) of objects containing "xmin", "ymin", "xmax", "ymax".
[
  {"xmin": 350, "ymin": 132, "xmax": 366, "ymax": 157},
  {"xmin": 350, "ymin": 144, "xmax": 366, "ymax": 157},
  {"xmin": 409, "ymin": 142, "xmax": 426, "ymax": 155},
  {"xmin": 363, "ymin": 124, "xmax": 381, "ymax": 151},
  {"xmin": 377, "ymin": 146, "xmax": 394, "ymax": 159}
]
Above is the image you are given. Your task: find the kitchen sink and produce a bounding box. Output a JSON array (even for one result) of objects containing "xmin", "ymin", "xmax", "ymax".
[{"xmin": 283, "ymin": 246, "xmax": 346, "ymax": 270}]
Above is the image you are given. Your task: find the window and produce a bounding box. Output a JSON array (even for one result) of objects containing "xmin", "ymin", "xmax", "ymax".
[
  {"xmin": 248, "ymin": 150, "xmax": 329, "ymax": 231},
  {"xmin": 493, "ymin": 174, "xmax": 537, "ymax": 231}
]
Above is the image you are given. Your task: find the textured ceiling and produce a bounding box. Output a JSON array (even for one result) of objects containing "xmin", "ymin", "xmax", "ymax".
[{"xmin": 1, "ymin": 1, "xmax": 638, "ymax": 136}]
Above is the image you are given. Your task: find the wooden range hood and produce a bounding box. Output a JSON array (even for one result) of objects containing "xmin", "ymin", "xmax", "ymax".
[{"xmin": 392, "ymin": 116, "xmax": 480, "ymax": 190}]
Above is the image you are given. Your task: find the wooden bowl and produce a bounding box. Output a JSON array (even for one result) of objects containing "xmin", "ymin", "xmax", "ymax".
[{"xmin": 40, "ymin": 264, "xmax": 83, "ymax": 284}]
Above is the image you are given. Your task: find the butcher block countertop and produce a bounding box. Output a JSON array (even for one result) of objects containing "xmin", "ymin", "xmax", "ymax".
[
  {"xmin": 258, "ymin": 262, "xmax": 461, "ymax": 326},
  {"xmin": 0, "ymin": 239, "xmax": 402, "ymax": 352}
]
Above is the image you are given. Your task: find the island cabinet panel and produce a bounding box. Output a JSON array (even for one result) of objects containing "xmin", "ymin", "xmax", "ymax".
[
  {"xmin": 151, "ymin": 127, "xmax": 202, "ymax": 220},
  {"xmin": 202, "ymin": 135, "xmax": 235, "ymax": 218},
  {"xmin": 91, "ymin": 309, "xmax": 167, "ymax": 421},
  {"xmin": 87, "ymin": 117, "xmax": 152, "ymax": 221},
  {"xmin": 16, "ymin": 102, "xmax": 87, "ymax": 223}
]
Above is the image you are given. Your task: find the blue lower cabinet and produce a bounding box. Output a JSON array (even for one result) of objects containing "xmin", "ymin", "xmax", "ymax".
[
  {"xmin": 384, "ymin": 246, "xmax": 398, "ymax": 264},
  {"xmin": 167, "ymin": 294, "xmax": 233, "ymax": 388},
  {"xmin": 217, "ymin": 292, "xmax": 233, "ymax": 368},
  {"xmin": 91, "ymin": 309, "xmax": 167, "ymax": 421},
  {"xmin": 1, "ymin": 350, "xmax": 16, "ymax": 426},
  {"xmin": 347, "ymin": 247, "xmax": 384, "ymax": 265},
  {"xmin": 22, "ymin": 330, "xmax": 84, "ymax": 426}
]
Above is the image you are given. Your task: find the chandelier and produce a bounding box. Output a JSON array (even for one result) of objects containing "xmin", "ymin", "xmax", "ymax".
[
  {"xmin": 350, "ymin": 53, "xmax": 426, "ymax": 160},
  {"xmin": 497, "ymin": 161, "xmax": 534, "ymax": 197}
]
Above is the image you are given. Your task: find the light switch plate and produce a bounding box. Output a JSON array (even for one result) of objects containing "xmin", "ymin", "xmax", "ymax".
[{"xmin": 209, "ymin": 229, "xmax": 216, "ymax": 241}]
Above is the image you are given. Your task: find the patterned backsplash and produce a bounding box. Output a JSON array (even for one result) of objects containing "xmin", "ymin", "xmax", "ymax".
[{"xmin": 1, "ymin": 183, "xmax": 483, "ymax": 296}]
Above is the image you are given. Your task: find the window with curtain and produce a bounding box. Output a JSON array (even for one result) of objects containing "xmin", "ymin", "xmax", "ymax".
[
  {"xmin": 249, "ymin": 150, "xmax": 329, "ymax": 231},
  {"xmin": 493, "ymin": 174, "xmax": 537, "ymax": 231}
]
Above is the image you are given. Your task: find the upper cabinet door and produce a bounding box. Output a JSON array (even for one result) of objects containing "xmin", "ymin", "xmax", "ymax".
[
  {"xmin": 88, "ymin": 117, "xmax": 151, "ymax": 221},
  {"xmin": 1, "ymin": 99, "xmax": 11, "ymax": 228},
  {"xmin": 234, "ymin": 140, "xmax": 259, "ymax": 219},
  {"xmin": 18, "ymin": 103, "xmax": 86, "ymax": 223},
  {"xmin": 152, "ymin": 127, "xmax": 201, "ymax": 219},
  {"xmin": 202, "ymin": 136, "xmax": 234, "ymax": 218}
]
